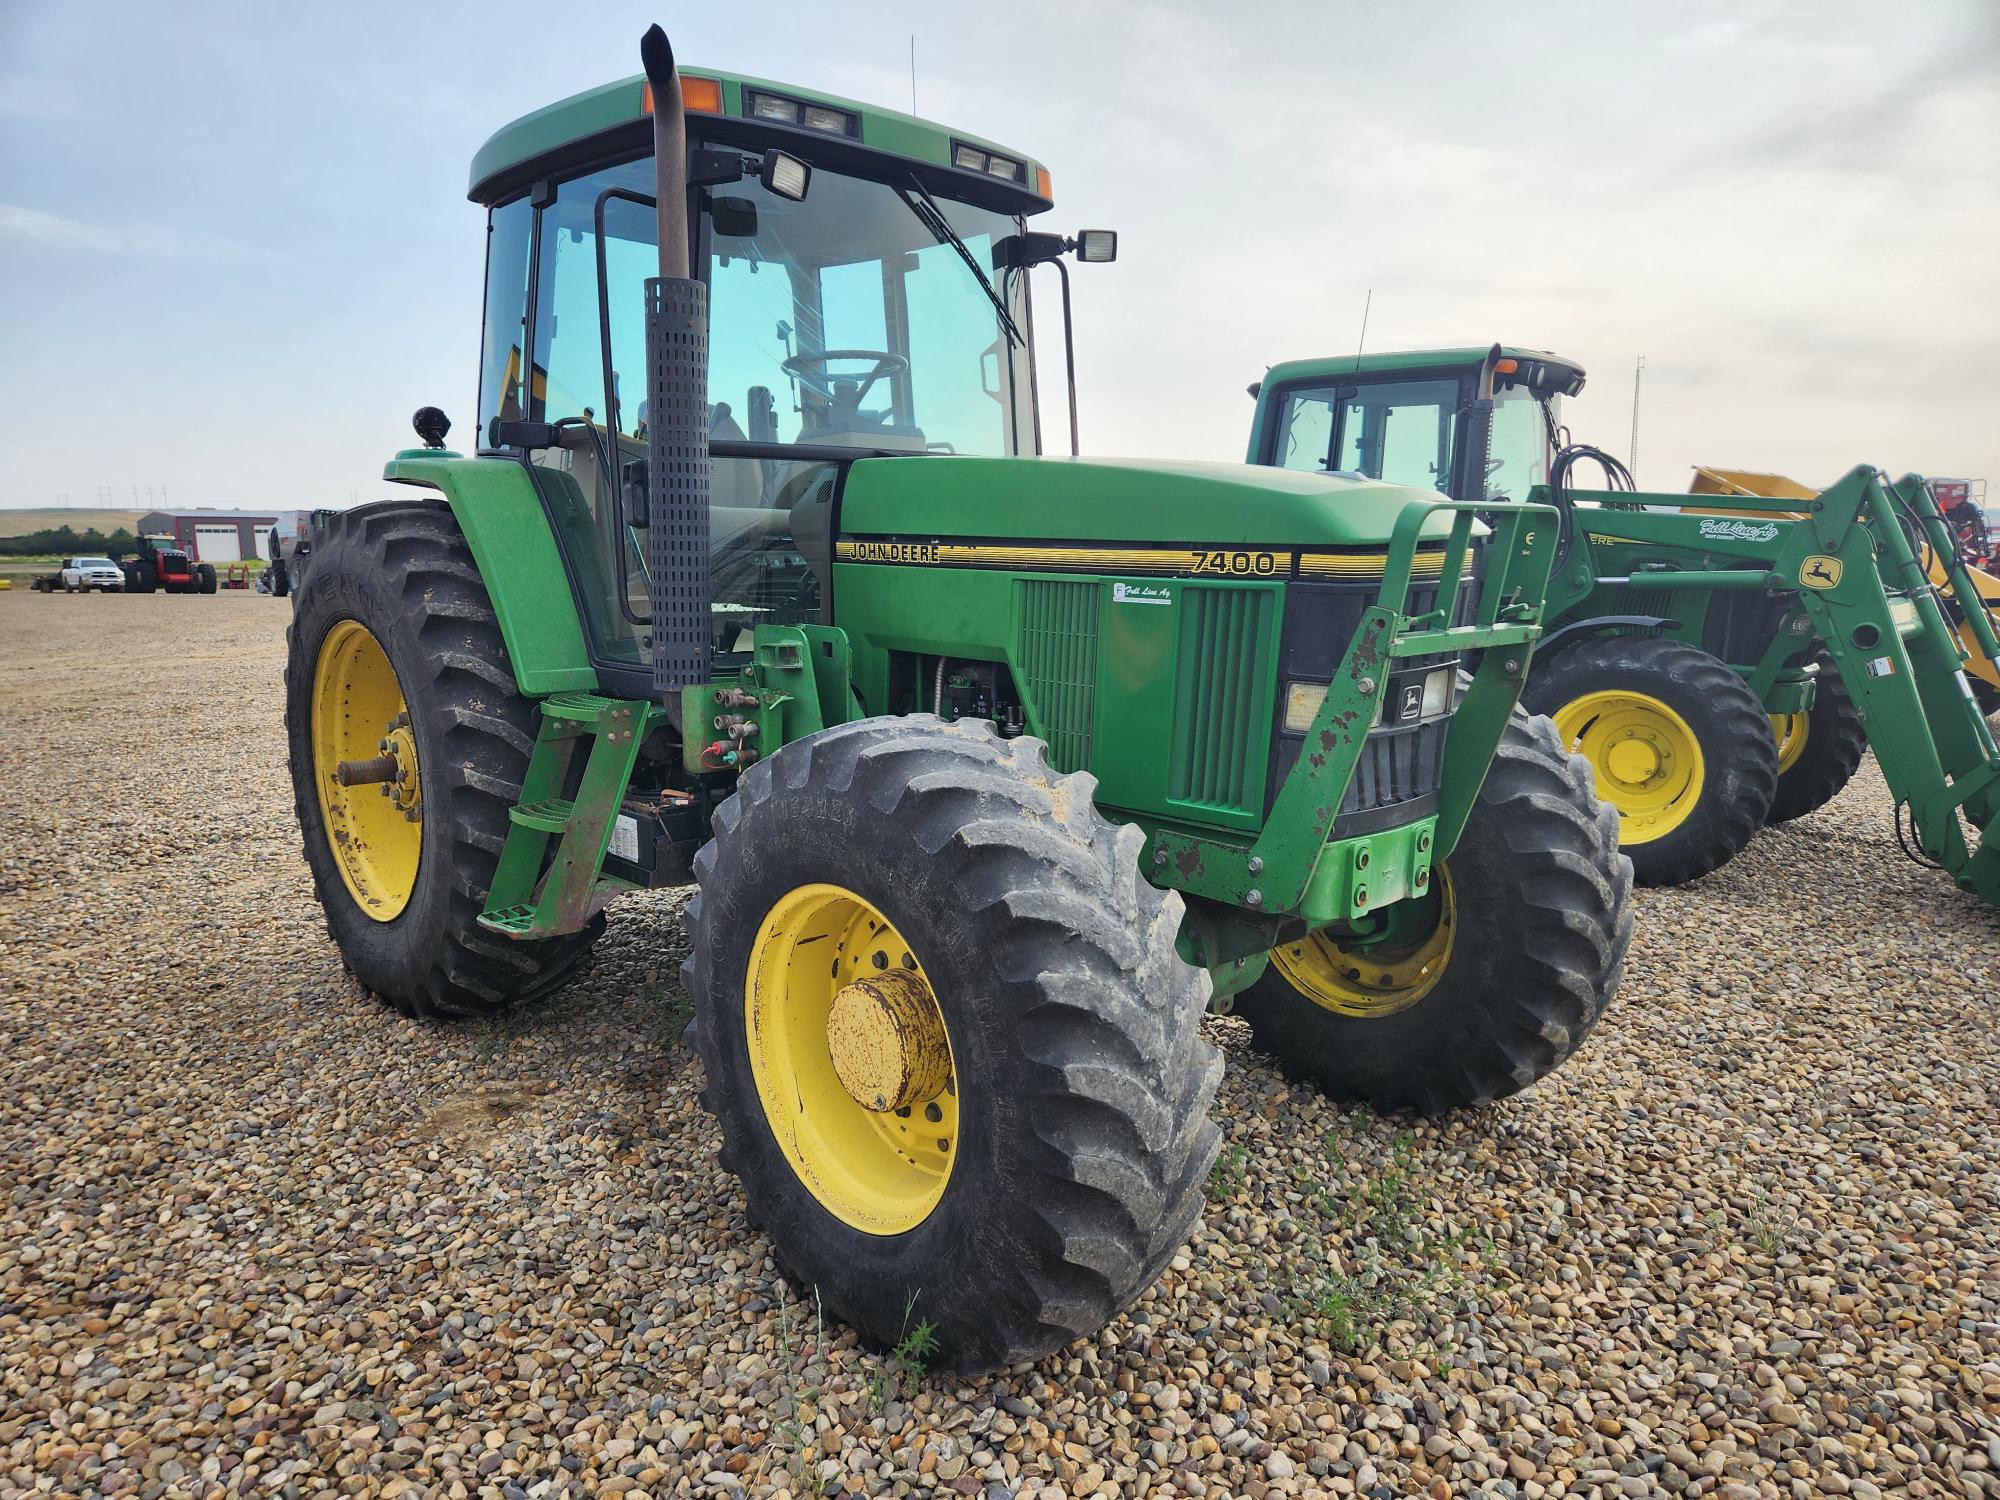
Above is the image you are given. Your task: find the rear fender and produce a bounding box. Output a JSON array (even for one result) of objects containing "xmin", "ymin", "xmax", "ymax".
[{"xmin": 382, "ymin": 451, "xmax": 597, "ymax": 696}]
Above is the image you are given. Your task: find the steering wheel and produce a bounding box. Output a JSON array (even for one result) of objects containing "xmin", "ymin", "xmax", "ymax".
[{"xmin": 782, "ymin": 350, "xmax": 909, "ymax": 406}]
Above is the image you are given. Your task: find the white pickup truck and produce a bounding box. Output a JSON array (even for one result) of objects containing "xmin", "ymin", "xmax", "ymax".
[{"xmin": 56, "ymin": 556, "xmax": 126, "ymax": 592}]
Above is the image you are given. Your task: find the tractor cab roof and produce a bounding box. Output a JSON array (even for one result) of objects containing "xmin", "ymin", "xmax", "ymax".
[
  {"xmin": 1259, "ymin": 346, "xmax": 1588, "ymax": 400},
  {"xmin": 470, "ymin": 69, "xmax": 1052, "ymax": 216}
]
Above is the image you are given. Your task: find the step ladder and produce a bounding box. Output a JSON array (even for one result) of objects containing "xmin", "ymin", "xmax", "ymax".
[{"xmin": 479, "ymin": 692, "xmax": 653, "ymax": 940}]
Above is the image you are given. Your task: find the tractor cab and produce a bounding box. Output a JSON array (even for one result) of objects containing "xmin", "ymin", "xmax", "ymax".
[
  {"xmin": 463, "ymin": 72, "xmax": 1102, "ymax": 690},
  {"xmin": 1248, "ymin": 345, "xmax": 1587, "ymax": 505}
]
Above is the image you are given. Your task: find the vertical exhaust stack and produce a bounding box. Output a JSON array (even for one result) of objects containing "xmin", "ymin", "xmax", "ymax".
[{"xmin": 639, "ymin": 24, "xmax": 710, "ymax": 704}]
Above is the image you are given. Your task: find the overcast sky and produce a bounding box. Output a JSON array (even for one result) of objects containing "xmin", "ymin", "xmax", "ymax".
[{"xmin": 2, "ymin": 0, "xmax": 1995, "ymax": 511}]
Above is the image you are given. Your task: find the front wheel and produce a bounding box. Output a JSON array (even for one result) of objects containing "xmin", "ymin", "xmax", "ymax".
[
  {"xmin": 196, "ymin": 563, "xmax": 218, "ymax": 594},
  {"xmin": 685, "ymin": 717, "xmax": 1220, "ymax": 1371},
  {"xmin": 1234, "ymin": 709, "xmax": 1632, "ymax": 1114},
  {"xmin": 283, "ymin": 501, "xmax": 602, "ymax": 1018},
  {"xmin": 1524, "ymin": 635, "xmax": 1777, "ymax": 885}
]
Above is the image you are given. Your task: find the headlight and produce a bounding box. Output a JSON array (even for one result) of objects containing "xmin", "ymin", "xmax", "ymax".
[
  {"xmin": 1283, "ymin": 681, "xmax": 1327, "ymax": 734},
  {"xmin": 1420, "ymin": 667, "xmax": 1453, "ymax": 718},
  {"xmin": 1284, "ymin": 680, "xmax": 1389, "ymax": 733},
  {"xmin": 746, "ymin": 90, "xmax": 800, "ymax": 124}
]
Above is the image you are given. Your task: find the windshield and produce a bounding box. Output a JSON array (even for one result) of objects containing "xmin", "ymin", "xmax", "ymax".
[
  {"xmin": 1273, "ymin": 379, "xmax": 1457, "ymax": 492},
  {"xmin": 79, "ymin": 558, "xmax": 114, "ymax": 568},
  {"xmin": 511, "ymin": 151, "xmax": 1036, "ymax": 457},
  {"xmin": 482, "ymin": 149, "xmax": 1040, "ymax": 673}
]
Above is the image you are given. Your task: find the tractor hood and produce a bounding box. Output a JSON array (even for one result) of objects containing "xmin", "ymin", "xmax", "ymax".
[{"xmin": 840, "ymin": 455, "xmax": 1466, "ymax": 549}]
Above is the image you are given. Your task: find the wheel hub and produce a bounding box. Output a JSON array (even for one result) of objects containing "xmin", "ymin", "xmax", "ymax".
[
  {"xmin": 826, "ymin": 970, "xmax": 951, "ymax": 1113},
  {"xmin": 311, "ymin": 620, "xmax": 424, "ymax": 921},
  {"xmin": 1604, "ymin": 734, "xmax": 1665, "ymax": 786},
  {"xmin": 1770, "ymin": 711, "xmax": 1809, "ymax": 774},
  {"xmin": 1271, "ymin": 869, "xmax": 1457, "ymax": 1018},
  {"xmin": 744, "ymin": 883, "xmax": 959, "ymax": 1235},
  {"xmin": 1552, "ymin": 689, "xmax": 1706, "ymax": 846}
]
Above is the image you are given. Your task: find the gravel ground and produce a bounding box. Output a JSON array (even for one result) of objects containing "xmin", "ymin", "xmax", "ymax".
[{"xmin": 2, "ymin": 589, "xmax": 1996, "ymax": 1500}]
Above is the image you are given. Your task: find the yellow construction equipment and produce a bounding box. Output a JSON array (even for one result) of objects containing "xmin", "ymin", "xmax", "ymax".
[{"xmin": 1690, "ymin": 465, "xmax": 2000, "ymax": 710}]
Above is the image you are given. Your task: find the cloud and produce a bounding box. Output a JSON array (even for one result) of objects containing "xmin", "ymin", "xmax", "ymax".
[
  {"xmin": 0, "ymin": 203, "xmax": 275, "ymax": 263},
  {"xmin": 0, "ymin": 204, "xmax": 123, "ymax": 253}
]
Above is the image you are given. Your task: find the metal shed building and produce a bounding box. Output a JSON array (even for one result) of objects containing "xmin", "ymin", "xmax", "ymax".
[{"xmin": 138, "ymin": 509, "xmax": 301, "ymax": 564}]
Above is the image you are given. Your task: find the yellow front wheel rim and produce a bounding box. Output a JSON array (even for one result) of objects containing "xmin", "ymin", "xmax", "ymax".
[
  {"xmin": 745, "ymin": 884, "xmax": 958, "ymax": 1235},
  {"xmin": 1271, "ymin": 871, "xmax": 1456, "ymax": 1018},
  {"xmin": 1553, "ymin": 690, "xmax": 1706, "ymax": 846},
  {"xmin": 1771, "ymin": 712, "xmax": 1809, "ymax": 774},
  {"xmin": 311, "ymin": 620, "xmax": 423, "ymax": 921}
]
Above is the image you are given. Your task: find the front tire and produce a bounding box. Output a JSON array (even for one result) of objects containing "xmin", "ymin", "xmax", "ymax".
[
  {"xmin": 1524, "ymin": 635, "xmax": 1777, "ymax": 884},
  {"xmin": 1235, "ymin": 709, "xmax": 1631, "ymax": 1114},
  {"xmin": 685, "ymin": 716, "xmax": 1221, "ymax": 1371},
  {"xmin": 284, "ymin": 501, "xmax": 601, "ymax": 1019},
  {"xmin": 196, "ymin": 563, "xmax": 218, "ymax": 594}
]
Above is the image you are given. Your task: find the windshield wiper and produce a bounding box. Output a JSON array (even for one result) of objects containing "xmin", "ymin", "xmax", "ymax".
[{"xmin": 898, "ymin": 174, "xmax": 1023, "ymax": 349}]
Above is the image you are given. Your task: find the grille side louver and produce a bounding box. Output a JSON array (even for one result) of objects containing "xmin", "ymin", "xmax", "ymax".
[
  {"xmin": 1016, "ymin": 579, "xmax": 1099, "ymax": 772},
  {"xmin": 1170, "ymin": 586, "xmax": 1274, "ymax": 813}
]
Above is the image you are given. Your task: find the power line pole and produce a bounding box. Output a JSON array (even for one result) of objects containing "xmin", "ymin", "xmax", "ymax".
[{"xmin": 1628, "ymin": 354, "xmax": 1645, "ymax": 480}]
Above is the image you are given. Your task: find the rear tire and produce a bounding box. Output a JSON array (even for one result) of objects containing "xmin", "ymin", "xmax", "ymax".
[
  {"xmin": 1524, "ymin": 635, "xmax": 1777, "ymax": 885},
  {"xmin": 1234, "ymin": 709, "xmax": 1631, "ymax": 1114},
  {"xmin": 1767, "ymin": 656, "xmax": 1866, "ymax": 823},
  {"xmin": 685, "ymin": 716, "xmax": 1221, "ymax": 1371},
  {"xmin": 284, "ymin": 500, "xmax": 602, "ymax": 1019}
]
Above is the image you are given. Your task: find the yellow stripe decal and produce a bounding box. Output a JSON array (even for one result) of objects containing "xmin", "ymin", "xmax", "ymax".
[{"xmin": 835, "ymin": 539, "xmax": 1471, "ymax": 579}]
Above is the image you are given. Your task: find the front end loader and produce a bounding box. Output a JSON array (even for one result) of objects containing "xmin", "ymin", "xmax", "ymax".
[
  {"xmin": 1246, "ymin": 345, "xmax": 2000, "ymax": 903},
  {"xmin": 285, "ymin": 43, "xmax": 1632, "ymax": 1370}
]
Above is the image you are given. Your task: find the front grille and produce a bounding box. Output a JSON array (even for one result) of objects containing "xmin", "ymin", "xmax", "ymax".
[
  {"xmin": 1335, "ymin": 719, "xmax": 1448, "ymax": 833},
  {"xmin": 1016, "ymin": 578, "xmax": 1098, "ymax": 772},
  {"xmin": 1264, "ymin": 563, "xmax": 1479, "ymax": 827},
  {"xmin": 1169, "ymin": 586, "xmax": 1275, "ymax": 814}
]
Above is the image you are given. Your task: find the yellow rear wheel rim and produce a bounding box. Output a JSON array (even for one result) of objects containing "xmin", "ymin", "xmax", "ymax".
[
  {"xmin": 1553, "ymin": 689, "xmax": 1705, "ymax": 846},
  {"xmin": 1771, "ymin": 711, "xmax": 1809, "ymax": 774},
  {"xmin": 745, "ymin": 884, "xmax": 958, "ymax": 1235},
  {"xmin": 311, "ymin": 620, "xmax": 422, "ymax": 921},
  {"xmin": 1271, "ymin": 871, "xmax": 1456, "ymax": 1018}
]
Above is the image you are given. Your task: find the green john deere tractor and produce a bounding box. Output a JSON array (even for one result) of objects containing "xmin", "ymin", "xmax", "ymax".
[
  {"xmin": 287, "ymin": 35, "xmax": 1632, "ymax": 1369},
  {"xmin": 1246, "ymin": 345, "xmax": 2000, "ymax": 903}
]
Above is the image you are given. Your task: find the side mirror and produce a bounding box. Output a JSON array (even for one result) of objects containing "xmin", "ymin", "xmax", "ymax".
[
  {"xmin": 1075, "ymin": 229, "xmax": 1117, "ymax": 263},
  {"xmin": 712, "ymin": 196, "xmax": 759, "ymax": 238},
  {"xmin": 759, "ymin": 151, "xmax": 811, "ymax": 202}
]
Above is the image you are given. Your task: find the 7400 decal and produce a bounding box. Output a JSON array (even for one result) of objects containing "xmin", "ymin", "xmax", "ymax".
[{"xmin": 1191, "ymin": 549, "xmax": 1283, "ymax": 578}]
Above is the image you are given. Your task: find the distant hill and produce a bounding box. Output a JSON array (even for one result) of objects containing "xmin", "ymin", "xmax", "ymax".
[{"xmin": 0, "ymin": 508, "xmax": 143, "ymax": 539}]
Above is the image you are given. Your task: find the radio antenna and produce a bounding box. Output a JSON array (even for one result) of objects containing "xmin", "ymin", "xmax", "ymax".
[{"xmin": 1355, "ymin": 288, "xmax": 1373, "ymax": 361}]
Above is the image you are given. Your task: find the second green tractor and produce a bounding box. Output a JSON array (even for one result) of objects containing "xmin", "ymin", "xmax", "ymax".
[{"xmin": 1246, "ymin": 345, "xmax": 2000, "ymax": 901}]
